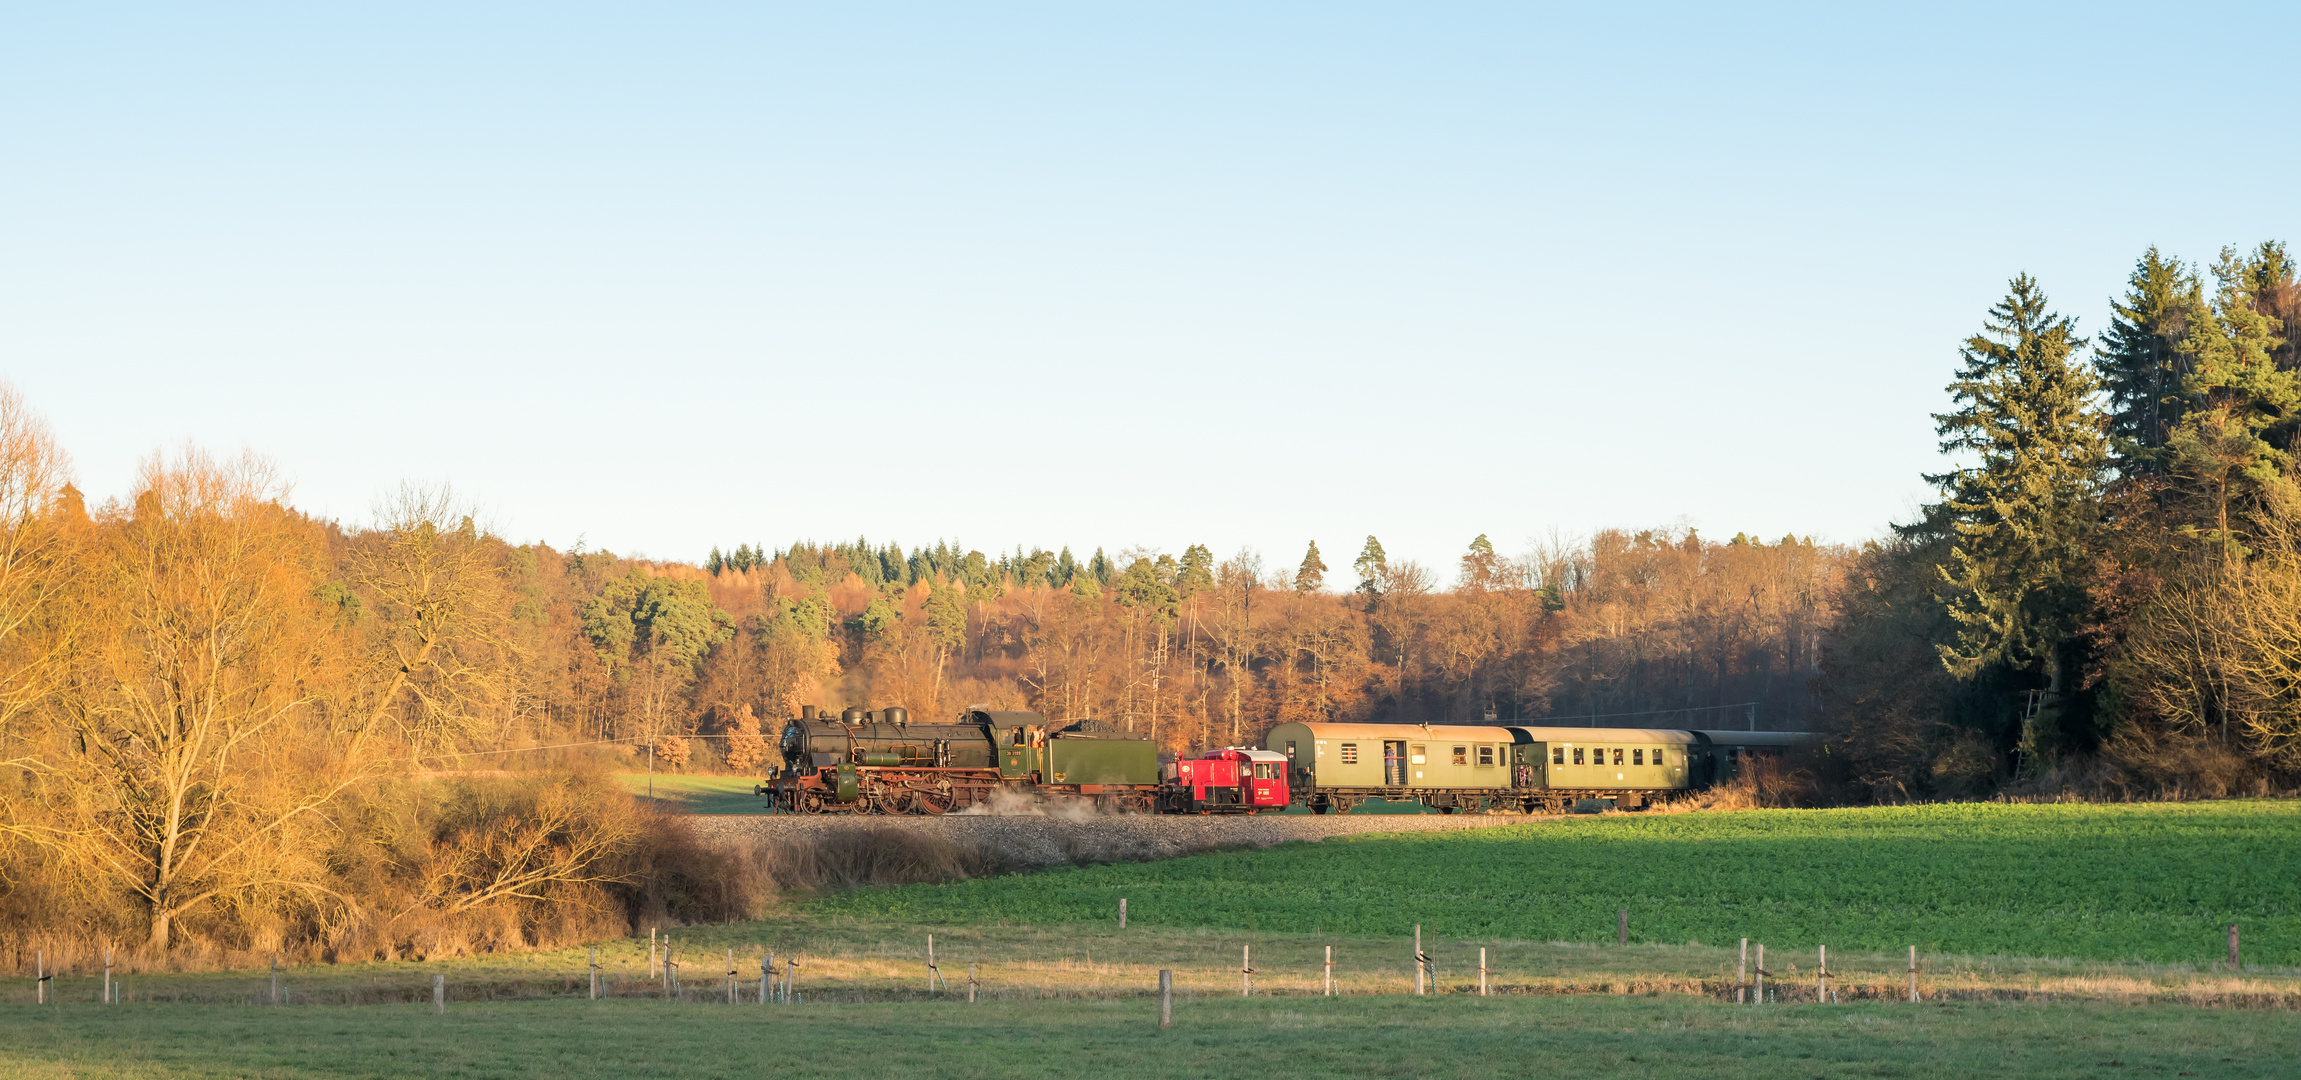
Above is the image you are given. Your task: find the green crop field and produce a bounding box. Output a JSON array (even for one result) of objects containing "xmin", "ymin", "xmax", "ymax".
[
  {"xmin": 817, "ymin": 800, "xmax": 2301, "ymax": 966},
  {"xmin": 3, "ymin": 996, "xmax": 2293, "ymax": 1080}
]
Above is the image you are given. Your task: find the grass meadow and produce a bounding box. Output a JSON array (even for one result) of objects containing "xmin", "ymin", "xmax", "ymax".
[
  {"xmin": 5, "ymin": 996, "xmax": 2294, "ymax": 1080},
  {"xmin": 818, "ymin": 800, "xmax": 2301, "ymax": 966},
  {"xmin": 6, "ymin": 800, "xmax": 2297, "ymax": 1079}
]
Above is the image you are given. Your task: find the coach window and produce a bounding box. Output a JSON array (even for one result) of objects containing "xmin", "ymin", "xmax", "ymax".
[
  {"xmin": 1572, "ymin": 747, "xmax": 1584, "ymax": 765},
  {"xmin": 1477, "ymin": 745, "xmax": 1496, "ymax": 767},
  {"xmin": 1613, "ymin": 748, "xmax": 1624, "ymax": 766},
  {"xmin": 1341, "ymin": 743, "xmax": 1360, "ymax": 764},
  {"xmin": 1552, "ymin": 746, "xmax": 1565, "ymax": 765},
  {"xmin": 1654, "ymin": 750, "xmax": 1665, "ymax": 766},
  {"xmin": 1632, "ymin": 748, "xmax": 1644, "ymax": 766},
  {"xmin": 1451, "ymin": 746, "xmax": 1468, "ymax": 766}
]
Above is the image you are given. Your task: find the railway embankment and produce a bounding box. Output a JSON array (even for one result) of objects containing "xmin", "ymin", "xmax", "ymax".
[{"xmin": 683, "ymin": 811, "xmax": 1550, "ymax": 868}]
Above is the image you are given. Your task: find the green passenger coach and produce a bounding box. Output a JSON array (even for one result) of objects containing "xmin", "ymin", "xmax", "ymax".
[{"xmin": 1266, "ymin": 721, "xmax": 1747, "ymax": 814}]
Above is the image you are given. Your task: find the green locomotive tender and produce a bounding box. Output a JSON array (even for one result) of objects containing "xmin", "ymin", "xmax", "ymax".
[
  {"xmin": 1265, "ymin": 721, "xmax": 1812, "ymax": 814},
  {"xmin": 760, "ymin": 706, "xmax": 1159, "ymax": 813}
]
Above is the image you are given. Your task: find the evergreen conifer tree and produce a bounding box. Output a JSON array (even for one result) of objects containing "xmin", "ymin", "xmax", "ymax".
[
  {"xmin": 2095, "ymin": 247, "xmax": 2204, "ymax": 470},
  {"xmin": 2160, "ymin": 245, "xmax": 2301, "ymax": 552},
  {"xmin": 1926, "ymin": 275, "xmax": 2107, "ymax": 696},
  {"xmin": 1352, "ymin": 536, "xmax": 1387, "ymax": 605},
  {"xmin": 1177, "ymin": 544, "xmax": 1214, "ymax": 597},
  {"xmin": 1293, "ymin": 541, "xmax": 1326, "ymax": 594},
  {"xmin": 707, "ymin": 546, "xmax": 724, "ymax": 574},
  {"xmin": 2240, "ymin": 241, "xmax": 2300, "ymax": 372}
]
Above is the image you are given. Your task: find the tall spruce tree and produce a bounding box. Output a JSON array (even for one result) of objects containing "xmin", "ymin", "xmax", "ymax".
[
  {"xmin": 2240, "ymin": 241, "xmax": 2300, "ymax": 372},
  {"xmin": 2160, "ymin": 245, "xmax": 2301, "ymax": 553},
  {"xmin": 1927, "ymin": 275, "xmax": 2107, "ymax": 694},
  {"xmin": 2095, "ymin": 247, "xmax": 2203, "ymax": 470}
]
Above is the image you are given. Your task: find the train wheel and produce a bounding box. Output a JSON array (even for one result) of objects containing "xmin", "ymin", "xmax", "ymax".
[
  {"xmin": 1310, "ymin": 802, "xmax": 1329, "ymax": 815},
  {"xmin": 909, "ymin": 790, "xmax": 951, "ymax": 815},
  {"xmin": 799, "ymin": 792, "xmax": 826, "ymax": 815}
]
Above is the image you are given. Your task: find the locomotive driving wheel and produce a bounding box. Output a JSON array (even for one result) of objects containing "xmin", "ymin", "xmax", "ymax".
[
  {"xmin": 908, "ymin": 789, "xmax": 953, "ymax": 815},
  {"xmin": 798, "ymin": 791, "xmax": 826, "ymax": 814}
]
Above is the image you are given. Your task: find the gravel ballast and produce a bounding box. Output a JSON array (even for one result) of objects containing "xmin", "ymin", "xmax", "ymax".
[{"xmin": 682, "ymin": 810, "xmax": 1553, "ymax": 869}]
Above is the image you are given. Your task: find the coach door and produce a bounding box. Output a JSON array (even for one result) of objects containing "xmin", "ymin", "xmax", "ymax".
[{"xmin": 1383, "ymin": 741, "xmax": 1407, "ymax": 786}]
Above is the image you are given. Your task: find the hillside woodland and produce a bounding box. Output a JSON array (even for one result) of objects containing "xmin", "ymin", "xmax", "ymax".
[{"xmin": 2, "ymin": 242, "xmax": 2297, "ymax": 970}]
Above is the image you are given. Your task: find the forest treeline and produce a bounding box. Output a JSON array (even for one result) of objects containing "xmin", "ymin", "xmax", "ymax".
[
  {"xmin": 1823, "ymin": 241, "xmax": 2301, "ymax": 804},
  {"xmin": 2, "ymin": 239, "xmax": 2295, "ymax": 970}
]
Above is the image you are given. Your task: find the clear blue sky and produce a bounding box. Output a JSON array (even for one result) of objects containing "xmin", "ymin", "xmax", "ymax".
[{"xmin": 6, "ymin": 3, "xmax": 2296, "ymax": 574}]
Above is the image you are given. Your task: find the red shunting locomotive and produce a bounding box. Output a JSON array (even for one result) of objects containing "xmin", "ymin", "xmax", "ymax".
[{"xmin": 1158, "ymin": 747, "xmax": 1292, "ymax": 814}]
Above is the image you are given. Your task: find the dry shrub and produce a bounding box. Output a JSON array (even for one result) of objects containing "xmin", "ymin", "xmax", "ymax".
[
  {"xmin": 747, "ymin": 828, "xmax": 1019, "ymax": 891},
  {"xmin": 2094, "ymin": 727, "xmax": 2272, "ymax": 799},
  {"xmin": 1652, "ymin": 754, "xmax": 1818, "ymax": 812}
]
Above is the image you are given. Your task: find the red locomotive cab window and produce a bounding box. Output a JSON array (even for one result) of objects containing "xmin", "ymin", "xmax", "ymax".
[{"xmin": 1253, "ymin": 763, "xmax": 1275, "ymax": 780}]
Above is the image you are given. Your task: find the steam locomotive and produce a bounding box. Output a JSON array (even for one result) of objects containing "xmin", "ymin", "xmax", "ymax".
[{"xmin": 756, "ymin": 706, "xmax": 1159, "ymax": 814}]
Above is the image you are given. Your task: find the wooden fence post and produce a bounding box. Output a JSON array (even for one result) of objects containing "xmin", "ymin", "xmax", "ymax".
[
  {"xmin": 1158, "ymin": 969, "xmax": 1172, "ymax": 1028},
  {"xmin": 105, "ymin": 947, "xmax": 114, "ymax": 1006},
  {"xmin": 35, "ymin": 949, "xmax": 44, "ymax": 1006},
  {"xmin": 1817, "ymin": 945, "xmax": 1827, "ymax": 1003},
  {"xmin": 1479, "ymin": 947, "xmax": 1488, "ymax": 997},
  {"xmin": 649, "ymin": 927, "xmax": 658, "ymax": 979},
  {"xmin": 589, "ymin": 947, "xmax": 599, "ymax": 1000},
  {"xmin": 432, "ymin": 974, "xmax": 444, "ymax": 1015},
  {"xmin": 1907, "ymin": 946, "xmax": 1917, "ymax": 1002},
  {"xmin": 967, "ymin": 962, "xmax": 978, "ymax": 1004},
  {"xmin": 1241, "ymin": 945, "xmax": 1252, "ymax": 997},
  {"xmin": 1754, "ymin": 944, "xmax": 1765, "ymax": 1004},
  {"xmin": 1414, "ymin": 925, "xmax": 1425, "ymax": 996},
  {"xmin": 784, "ymin": 956, "xmax": 797, "ymax": 1004},
  {"xmin": 1324, "ymin": 945, "xmax": 1333, "ymax": 996},
  {"xmin": 928, "ymin": 935, "xmax": 945, "ymax": 993},
  {"xmin": 1119, "ymin": 898, "xmax": 1127, "ymax": 929},
  {"xmin": 727, "ymin": 948, "xmax": 736, "ymax": 1005},
  {"xmin": 759, "ymin": 955, "xmax": 771, "ymax": 1005},
  {"xmin": 2229, "ymin": 924, "xmax": 2241, "ymax": 971},
  {"xmin": 1618, "ymin": 909, "xmax": 1628, "ymax": 947},
  {"xmin": 1738, "ymin": 939, "xmax": 1748, "ymax": 1005},
  {"xmin": 272, "ymin": 956, "xmax": 281, "ymax": 1006}
]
